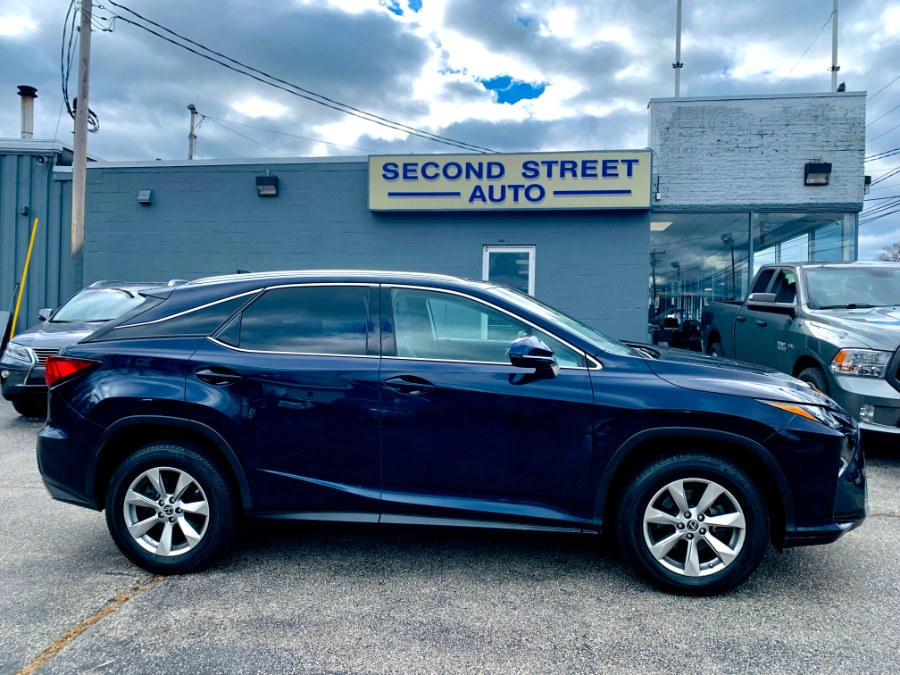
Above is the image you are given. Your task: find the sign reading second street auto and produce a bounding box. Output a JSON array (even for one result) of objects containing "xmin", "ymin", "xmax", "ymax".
[{"xmin": 368, "ymin": 150, "xmax": 651, "ymax": 211}]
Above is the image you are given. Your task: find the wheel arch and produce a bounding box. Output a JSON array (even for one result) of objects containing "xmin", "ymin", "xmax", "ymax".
[
  {"xmin": 792, "ymin": 355, "xmax": 825, "ymax": 378},
  {"xmin": 594, "ymin": 427, "xmax": 794, "ymax": 548},
  {"xmin": 705, "ymin": 329, "xmax": 722, "ymax": 354},
  {"xmin": 87, "ymin": 416, "xmax": 252, "ymax": 512}
]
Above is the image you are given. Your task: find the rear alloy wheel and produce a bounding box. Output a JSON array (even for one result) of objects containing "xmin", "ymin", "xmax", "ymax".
[
  {"xmin": 105, "ymin": 442, "xmax": 236, "ymax": 574},
  {"xmin": 617, "ymin": 453, "xmax": 768, "ymax": 595},
  {"xmin": 708, "ymin": 342, "xmax": 724, "ymax": 357}
]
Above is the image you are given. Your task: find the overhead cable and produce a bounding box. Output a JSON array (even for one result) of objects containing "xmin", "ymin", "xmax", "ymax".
[{"xmin": 101, "ymin": 1, "xmax": 494, "ymax": 154}]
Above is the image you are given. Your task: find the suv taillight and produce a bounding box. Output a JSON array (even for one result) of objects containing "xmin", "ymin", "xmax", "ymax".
[{"xmin": 45, "ymin": 356, "xmax": 100, "ymax": 387}]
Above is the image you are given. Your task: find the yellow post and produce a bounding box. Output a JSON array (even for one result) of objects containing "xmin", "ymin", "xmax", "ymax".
[{"xmin": 10, "ymin": 217, "xmax": 40, "ymax": 338}]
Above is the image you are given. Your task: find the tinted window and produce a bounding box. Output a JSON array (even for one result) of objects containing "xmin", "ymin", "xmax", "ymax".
[
  {"xmin": 102, "ymin": 294, "xmax": 254, "ymax": 341},
  {"xmin": 234, "ymin": 286, "xmax": 370, "ymax": 355},
  {"xmin": 391, "ymin": 288, "xmax": 583, "ymax": 367},
  {"xmin": 751, "ymin": 269, "xmax": 776, "ymax": 295},
  {"xmin": 51, "ymin": 288, "xmax": 147, "ymax": 322}
]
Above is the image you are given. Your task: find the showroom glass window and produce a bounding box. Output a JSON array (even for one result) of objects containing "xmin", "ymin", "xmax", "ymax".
[
  {"xmin": 390, "ymin": 288, "xmax": 582, "ymax": 367},
  {"xmin": 225, "ymin": 285, "xmax": 370, "ymax": 355},
  {"xmin": 483, "ymin": 246, "xmax": 535, "ymax": 295}
]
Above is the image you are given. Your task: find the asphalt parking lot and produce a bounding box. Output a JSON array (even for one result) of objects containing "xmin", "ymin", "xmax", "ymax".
[{"xmin": 2, "ymin": 400, "xmax": 899, "ymax": 674}]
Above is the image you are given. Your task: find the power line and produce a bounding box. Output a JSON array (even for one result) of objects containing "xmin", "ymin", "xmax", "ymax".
[
  {"xmin": 868, "ymin": 119, "xmax": 900, "ymax": 144},
  {"xmin": 774, "ymin": 11, "xmax": 833, "ymax": 92},
  {"xmin": 202, "ymin": 115, "xmax": 377, "ymax": 154},
  {"xmin": 868, "ymin": 73, "xmax": 900, "ymax": 102},
  {"xmin": 866, "ymin": 102, "xmax": 900, "ymax": 128},
  {"xmin": 100, "ymin": 1, "xmax": 494, "ymax": 154},
  {"xmin": 202, "ymin": 117, "xmax": 289, "ymax": 157},
  {"xmin": 871, "ymin": 164, "xmax": 900, "ymax": 186},
  {"xmin": 865, "ymin": 147, "xmax": 900, "ymax": 162}
]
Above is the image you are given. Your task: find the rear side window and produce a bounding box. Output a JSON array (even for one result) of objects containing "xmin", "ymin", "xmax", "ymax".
[
  {"xmin": 97, "ymin": 295, "xmax": 253, "ymax": 341},
  {"xmin": 219, "ymin": 285, "xmax": 370, "ymax": 355}
]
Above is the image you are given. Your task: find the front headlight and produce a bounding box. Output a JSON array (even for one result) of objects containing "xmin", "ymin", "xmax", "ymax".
[
  {"xmin": 759, "ymin": 400, "xmax": 846, "ymax": 429},
  {"xmin": 830, "ymin": 349, "xmax": 892, "ymax": 378},
  {"xmin": 2, "ymin": 343, "xmax": 34, "ymax": 364}
]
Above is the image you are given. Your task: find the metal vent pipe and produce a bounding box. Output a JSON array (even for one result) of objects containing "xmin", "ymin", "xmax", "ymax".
[{"xmin": 17, "ymin": 85, "xmax": 37, "ymax": 139}]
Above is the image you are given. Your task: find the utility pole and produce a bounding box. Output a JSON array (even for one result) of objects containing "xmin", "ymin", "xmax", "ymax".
[
  {"xmin": 71, "ymin": 0, "xmax": 92, "ymax": 294},
  {"xmin": 673, "ymin": 0, "xmax": 684, "ymax": 97},
  {"xmin": 187, "ymin": 104, "xmax": 198, "ymax": 159},
  {"xmin": 830, "ymin": 0, "xmax": 840, "ymax": 91}
]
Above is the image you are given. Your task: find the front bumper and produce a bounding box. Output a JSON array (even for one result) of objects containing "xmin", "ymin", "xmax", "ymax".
[
  {"xmin": 0, "ymin": 360, "xmax": 47, "ymax": 400},
  {"xmin": 829, "ymin": 374, "xmax": 900, "ymax": 434}
]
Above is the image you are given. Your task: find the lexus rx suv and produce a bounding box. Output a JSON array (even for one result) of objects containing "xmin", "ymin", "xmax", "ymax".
[
  {"xmin": 37, "ymin": 271, "xmax": 866, "ymax": 595},
  {"xmin": 1, "ymin": 280, "xmax": 183, "ymax": 417}
]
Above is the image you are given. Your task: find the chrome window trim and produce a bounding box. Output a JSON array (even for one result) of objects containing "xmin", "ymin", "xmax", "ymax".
[
  {"xmin": 116, "ymin": 289, "xmax": 261, "ymax": 329},
  {"xmin": 207, "ymin": 336, "xmax": 379, "ymax": 359},
  {"xmin": 387, "ymin": 284, "xmax": 601, "ymax": 370}
]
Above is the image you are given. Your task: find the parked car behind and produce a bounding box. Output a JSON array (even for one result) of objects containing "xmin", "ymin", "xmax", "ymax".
[
  {"xmin": 701, "ymin": 262, "xmax": 900, "ymax": 435},
  {"xmin": 38, "ymin": 270, "xmax": 866, "ymax": 595},
  {"xmin": 1, "ymin": 280, "xmax": 183, "ymax": 417}
]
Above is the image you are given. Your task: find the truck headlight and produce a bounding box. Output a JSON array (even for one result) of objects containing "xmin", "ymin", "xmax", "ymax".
[
  {"xmin": 2, "ymin": 343, "xmax": 33, "ymax": 364},
  {"xmin": 830, "ymin": 349, "xmax": 892, "ymax": 378}
]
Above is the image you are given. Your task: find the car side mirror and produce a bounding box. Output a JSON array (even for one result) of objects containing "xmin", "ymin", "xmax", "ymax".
[
  {"xmin": 37, "ymin": 308, "xmax": 53, "ymax": 322},
  {"xmin": 747, "ymin": 292, "xmax": 796, "ymax": 317},
  {"xmin": 509, "ymin": 335, "xmax": 560, "ymax": 377}
]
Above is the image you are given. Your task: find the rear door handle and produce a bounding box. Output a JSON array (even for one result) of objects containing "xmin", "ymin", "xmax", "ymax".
[
  {"xmin": 736, "ymin": 316, "xmax": 746, "ymax": 322},
  {"xmin": 383, "ymin": 375, "xmax": 435, "ymax": 396},
  {"xmin": 195, "ymin": 367, "xmax": 242, "ymax": 386},
  {"xmin": 756, "ymin": 319, "xmax": 768, "ymax": 327}
]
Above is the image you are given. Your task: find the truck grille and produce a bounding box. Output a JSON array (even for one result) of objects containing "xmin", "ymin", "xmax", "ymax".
[{"xmin": 31, "ymin": 348, "xmax": 60, "ymax": 365}]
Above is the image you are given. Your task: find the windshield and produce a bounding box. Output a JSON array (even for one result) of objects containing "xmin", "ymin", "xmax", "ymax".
[
  {"xmin": 51, "ymin": 288, "xmax": 146, "ymax": 322},
  {"xmin": 804, "ymin": 267, "xmax": 900, "ymax": 309},
  {"xmin": 484, "ymin": 285, "xmax": 640, "ymax": 357}
]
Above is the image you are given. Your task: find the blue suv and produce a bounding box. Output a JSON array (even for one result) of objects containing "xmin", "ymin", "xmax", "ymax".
[{"xmin": 37, "ymin": 271, "xmax": 866, "ymax": 594}]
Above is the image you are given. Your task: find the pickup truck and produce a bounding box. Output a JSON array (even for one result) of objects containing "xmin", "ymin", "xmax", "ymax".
[{"xmin": 701, "ymin": 262, "xmax": 900, "ymax": 434}]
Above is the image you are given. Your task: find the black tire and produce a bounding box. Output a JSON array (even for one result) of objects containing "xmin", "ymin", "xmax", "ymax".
[
  {"xmin": 708, "ymin": 342, "xmax": 724, "ymax": 357},
  {"xmin": 798, "ymin": 366, "xmax": 830, "ymax": 396},
  {"xmin": 11, "ymin": 396, "xmax": 47, "ymax": 418},
  {"xmin": 616, "ymin": 453, "xmax": 768, "ymax": 595},
  {"xmin": 105, "ymin": 441, "xmax": 237, "ymax": 574}
]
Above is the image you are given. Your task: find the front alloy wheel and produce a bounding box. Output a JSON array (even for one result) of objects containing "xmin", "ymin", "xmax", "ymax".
[{"xmin": 617, "ymin": 453, "xmax": 768, "ymax": 595}]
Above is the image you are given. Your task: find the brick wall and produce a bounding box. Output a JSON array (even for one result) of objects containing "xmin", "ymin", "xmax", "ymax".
[{"xmin": 649, "ymin": 93, "xmax": 866, "ymax": 210}]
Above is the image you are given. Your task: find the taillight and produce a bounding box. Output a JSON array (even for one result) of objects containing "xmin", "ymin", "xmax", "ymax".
[{"xmin": 45, "ymin": 356, "xmax": 100, "ymax": 387}]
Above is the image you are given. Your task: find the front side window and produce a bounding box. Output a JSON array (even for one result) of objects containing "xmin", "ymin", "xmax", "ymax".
[
  {"xmin": 391, "ymin": 288, "xmax": 583, "ymax": 367},
  {"xmin": 222, "ymin": 285, "xmax": 370, "ymax": 355}
]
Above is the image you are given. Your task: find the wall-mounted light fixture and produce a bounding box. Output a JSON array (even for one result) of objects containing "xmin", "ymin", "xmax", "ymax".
[
  {"xmin": 804, "ymin": 162, "xmax": 832, "ymax": 186},
  {"xmin": 256, "ymin": 175, "xmax": 278, "ymax": 197},
  {"xmin": 864, "ymin": 175, "xmax": 872, "ymax": 195},
  {"xmin": 137, "ymin": 189, "xmax": 153, "ymax": 205}
]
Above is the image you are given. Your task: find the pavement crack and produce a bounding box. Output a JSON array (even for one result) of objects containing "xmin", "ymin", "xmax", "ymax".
[{"xmin": 16, "ymin": 575, "xmax": 165, "ymax": 675}]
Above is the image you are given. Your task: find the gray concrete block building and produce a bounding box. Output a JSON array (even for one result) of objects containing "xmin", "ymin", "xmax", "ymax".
[{"xmin": 1, "ymin": 91, "xmax": 867, "ymax": 344}]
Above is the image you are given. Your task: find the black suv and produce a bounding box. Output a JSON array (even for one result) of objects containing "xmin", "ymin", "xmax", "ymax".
[
  {"xmin": 37, "ymin": 271, "xmax": 866, "ymax": 595},
  {"xmin": 1, "ymin": 280, "xmax": 183, "ymax": 416}
]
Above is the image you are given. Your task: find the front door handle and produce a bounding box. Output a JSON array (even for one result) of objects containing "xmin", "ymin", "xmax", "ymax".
[
  {"xmin": 756, "ymin": 319, "xmax": 768, "ymax": 327},
  {"xmin": 195, "ymin": 367, "xmax": 242, "ymax": 386},
  {"xmin": 383, "ymin": 375, "xmax": 435, "ymax": 396},
  {"xmin": 736, "ymin": 315, "xmax": 746, "ymax": 322}
]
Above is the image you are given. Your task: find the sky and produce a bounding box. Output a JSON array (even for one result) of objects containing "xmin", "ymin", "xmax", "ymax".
[{"xmin": 1, "ymin": 0, "xmax": 899, "ymax": 259}]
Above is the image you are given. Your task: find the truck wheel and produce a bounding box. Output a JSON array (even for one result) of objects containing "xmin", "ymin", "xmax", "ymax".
[
  {"xmin": 798, "ymin": 367, "xmax": 829, "ymax": 396},
  {"xmin": 616, "ymin": 453, "xmax": 769, "ymax": 595},
  {"xmin": 708, "ymin": 342, "xmax": 724, "ymax": 357}
]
